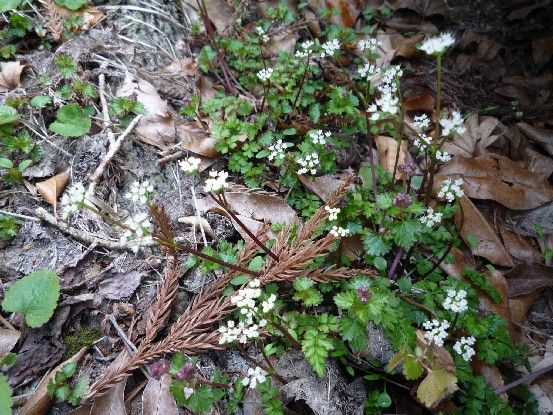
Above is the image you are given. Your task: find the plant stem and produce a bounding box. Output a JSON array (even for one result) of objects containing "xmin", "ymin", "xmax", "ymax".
[
  {"xmin": 387, "ymin": 247, "xmax": 404, "ymax": 280},
  {"xmin": 210, "ymin": 193, "xmax": 278, "ymax": 261},
  {"xmin": 291, "ymin": 53, "xmax": 311, "ymax": 110},
  {"xmin": 270, "ymin": 320, "xmax": 301, "ymax": 349},
  {"xmin": 364, "ymin": 111, "xmax": 378, "ymax": 201}
]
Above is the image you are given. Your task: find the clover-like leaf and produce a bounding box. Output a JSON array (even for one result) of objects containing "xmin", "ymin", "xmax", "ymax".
[
  {"xmin": 1, "ymin": 269, "xmax": 60, "ymax": 328},
  {"xmin": 0, "ymin": 374, "xmax": 12, "ymax": 415},
  {"xmin": 54, "ymin": 0, "xmax": 88, "ymax": 10},
  {"xmin": 0, "ymin": 105, "xmax": 19, "ymax": 125},
  {"xmin": 0, "ymin": 0, "xmax": 21, "ymax": 12},
  {"xmin": 49, "ymin": 104, "xmax": 91, "ymax": 137}
]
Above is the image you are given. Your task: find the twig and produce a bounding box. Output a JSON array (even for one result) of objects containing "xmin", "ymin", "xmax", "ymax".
[
  {"xmin": 0, "ymin": 209, "xmax": 40, "ymax": 222},
  {"xmin": 191, "ymin": 183, "xmax": 208, "ymax": 246},
  {"xmin": 495, "ymin": 362, "xmax": 553, "ymax": 395},
  {"xmin": 0, "ymin": 314, "xmax": 16, "ymax": 331},
  {"xmin": 87, "ymin": 115, "xmax": 142, "ymax": 195},
  {"xmin": 98, "ymin": 66, "xmax": 115, "ymax": 145},
  {"xmin": 35, "ymin": 207, "xmax": 155, "ymax": 251}
]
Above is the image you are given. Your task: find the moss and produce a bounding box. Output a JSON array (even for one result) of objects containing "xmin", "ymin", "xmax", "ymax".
[{"xmin": 63, "ymin": 327, "xmax": 102, "ymax": 359}]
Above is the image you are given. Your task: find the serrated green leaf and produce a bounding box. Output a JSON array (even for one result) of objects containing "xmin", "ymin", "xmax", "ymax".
[
  {"xmin": 0, "ymin": 158, "xmax": 13, "ymax": 169},
  {"xmin": 339, "ymin": 316, "xmax": 367, "ymax": 351},
  {"xmin": 49, "ymin": 104, "xmax": 91, "ymax": 137},
  {"xmin": 248, "ymin": 256, "xmax": 264, "ymax": 272},
  {"xmin": 230, "ymin": 275, "xmax": 250, "ymax": 286},
  {"xmin": 403, "ymin": 356, "xmax": 424, "ymax": 380},
  {"xmin": 373, "ymin": 256, "xmax": 387, "ymax": 271},
  {"xmin": 294, "ymin": 277, "xmax": 314, "ymax": 291},
  {"xmin": 1, "ymin": 269, "xmax": 60, "ymax": 328},
  {"xmin": 67, "ymin": 377, "xmax": 89, "ymax": 405},
  {"xmin": 301, "ymin": 329, "xmax": 333, "ymax": 377},
  {"xmin": 393, "ymin": 220, "xmax": 420, "ymax": 249},
  {"xmin": 0, "ymin": 375, "xmax": 12, "ymax": 415},
  {"xmin": 363, "ymin": 232, "xmax": 391, "ymax": 256},
  {"xmin": 30, "ymin": 95, "xmax": 53, "ymax": 108},
  {"xmin": 0, "ymin": 105, "xmax": 19, "ymax": 125},
  {"xmin": 334, "ymin": 290, "xmax": 356, "ymax": 309},
  {"xmin": 54, "ymin": 0, "xmax": 88, "ymax": 10},
  {"xmin": 309, "ymin": 103, "xmax": 321, "ymax": 123},
  {"xmin": 55, "ymin": 384, "xmax": 70, "ymax": 401},
  {"xmin": 0, "ymin": 0, "xmax": 21, "ymax": 12}
]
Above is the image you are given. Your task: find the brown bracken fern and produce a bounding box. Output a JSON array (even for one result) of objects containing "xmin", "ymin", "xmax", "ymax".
[{"xmin": 84, "ymin": 175, "xmax": 374, "ymax": 402}]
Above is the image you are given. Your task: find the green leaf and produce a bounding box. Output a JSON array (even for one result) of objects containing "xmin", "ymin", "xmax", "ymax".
[
  {"xmin": 1, "ymin": 269, "xmax": 60, "ymax": 328},
  {"xmin": 339, "ymin": 316, "xmax": 367, "ymax": 351},
  {"xmin": 377, "ymin": 392, "xmax": 392, "ymax": 408},
  {"xmin": 54, "ymin": 0, "xmax": 88, "ymax": 10},
  {"xmin": 0, "ymin": 353, "xmax": 16, "ymax": 367},
  {"xmin": 61, "ymin": 362, "xmax": 77, "ymax": 378},
  {"xmin": 55, "ymin": 384, "xmax": 71, "ymax": 402},
  {"xmin": 309, "ymin": 103, "xmax": 321, "ymax": 123},
  {"xmin": 373, "ymin": 257, "xmax": 387, "ymax": 271},
  {"xmin": 0, "ymin": 105, "xmax": 19, "ymax": 125},
  {"xmin": 248, "ymin": 256, "xmax": 264, "ymax": 272},
  {"xmin": 0, "ymin": 375, "xmax": 12, "ymax": 415},
  {"xmin": 301, "ymin": 329, "xmax": 334, "ymax": 377},
  {"xmin": 30, "ymin": 95, "xmax": 53, "ymax": 108},
  {"xmin": 0, "ymin": 158, "xmax": 14, "ymax": 169},
  {"xmin": 230, "ymin": 275, "xmax": 250, "ymax": 286},
  {"xmin": 403, "ymin": 356, "xmax": 424, "ymax": 380},
  {"xmin": 49, "ymin": 104, "xmax": 91, "ymax": 137},
  {"xmin": 18, "ymin": 159, "xmax": 32, "ymax": 172},
  {"xmin": 467, "ymin": 234, "xmax": 479, "ymax": 249},
  {"xmin": 363, "ymin": 232, "xmax": 391, "ymax": 256},
  {"xmin": 294, "ymin": 277, "xmax": 314, "ymax": 291},
  {"xmin": 393, "ymin": 220, "xmax": 420, "ymax": 249},
  {"xmin": 334, "ymin": 290, "xmax": 356, "ymax": 309},
  {"xmin": 0, "ymin": 0, "xmax": 21, "ymax": 11},
  {"xmin": 67, "ymin": 377, "xmax": 89, "ymax": 406}
]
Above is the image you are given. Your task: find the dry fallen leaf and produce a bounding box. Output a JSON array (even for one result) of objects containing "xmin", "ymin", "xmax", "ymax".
[
  {"xmin": 117, "ymin": 72, "xmax": 175, "ymax": 149},
  {"xmin": 442, "ymin": 115, "xmax": 507, "ymax": 157},
  {"xmin": 183, "ymin": 0, "xmax": 234, "ymax": 33},
  {"xmin": 504, "ymin": 263, "xmax": 553, "ymax": 298},
  {"xmin": 403, "ymin": 90, "xmax": 435, "ymax": 113},
  {"xmin": 266, "ymin": 30, "xmax": 298, "ymax": 56},
  {"xmin": 176, "ymin": 120, "xmax": 219, "ymax": 157},
  {"xmin": 438, "ymin": 154, "xmax": 553, "ymax": 210},
  {"xmin": 36, "ymin": 171, "xmax": 70, "ymax": 207},
  {"xmin": 516, "ymin": 122, "xmax": 553, "ymax": 156},
  {"xmin": 141, "ymin": 374, "xmax": 179, "ymax": 415},
  {"xmin": 299, "ymin": 175, "xmax": 347, "ymax": 202},
  {"xmin": 0, "ymin": 61, "xmax": 28, "ymax": 92},
  {"xmin": 439, "ymin": 246, "xmax": 475, "ymax": 280},
  {"xmin": 473, "ymin": 361, "xmax": 507, "ymax": 400},
  {"xmin": 416, "ymin": 369, "xmax": 458, "ymax": 409},
  {"xmin": 454, "ymin": 32, "xmax": 505, "ymax": 79},
  {"xmin": 162, "ymin": 58, "xmax": 197, "ymax": 77},
  {"xmin": 499, "ymin": 226, "xmax": 543, "ymax": 263},
  {"xmin": 19, "ymin": 347, "xmax": 87, "ymax": 415},
  {"xmin": 0, "ymin": 328, "xmax": 20, "ymax": 360},
  {"xmin": 454, "ymin": 195, "xmax": 514, "ymax": 267},
  {"xmin": 532, "ymin": 36, "xmax": 553, "ymax": 69},
  {"xmin": 375, "ymin": 136, "xmax": 407, "ymax": 180},
  {"xmin": 178, "ymin": 215, "xmax": 216, "ymax": 239},
  {"xmin": 308, "ymin": 0, "xmax": 362, "ymax": 28}
]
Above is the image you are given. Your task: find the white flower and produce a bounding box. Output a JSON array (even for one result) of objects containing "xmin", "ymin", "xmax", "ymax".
[
  {"xmin": 419, "ymin": 32, "xmax": 455, "ymax": 56},
  {"xmin": 125, "ymin": 180, "xmax": 153, "ymax": 205},
  {"xmin": 268, "ymin": 139, "xmax": 291, "ymax": 161},
  {"xmin": 330, "ymin": 226, "xmax": 349, "ymax": 237},
  {"xmin": 435, "ymin": 150, "xmax": 451, "ymax": 163},
  {"xmin": 241, "ymin": 366, "xmax": 267, "ymax": 389},
  {"xmin": 419, "ymin": 207, "xmax": 443, "ymax": 228},
  {"xmin": 413, "ymin": 133, "xmax": 432, "ymax": 151},
  {"xmin": 423, "ymin": 319, "xmax": 450, "ymax": 347},
  {"xmin": 309, "ymin": 130, "xmax": 331, "ymax": 145},
  {"xmin": 255, "ymin": 26, "xmax": 270, "ymax": 43},
  {"xmin": 414, "ymin": 114, "xmax": 430, "ymax": 130},
  {"xmin": 442, "ymin": 289, "xmax": 468, "ymax": 313},
  {"xmin": 120, "ymin": 212, "xmax": 153, "ymax": 253},
  {"xmin": 358, "ymin": 38, "xmax": 381, "ymax": 54},
  {"xmin": 324, "ymin": 206, "xmax": 340, "ymax": 221},
  {"xmin": 257, "ymin": 67, "xmax": 273, "ymax": 82},
  {"xmin": 320, "ymin": 39, "xmax": 340, "ymax": 58},
  {"xmin": 60, "ymin": 182, "xmax": 90, "ymax": 220},
  {"xmin": 437, "ymin": 178, "xmax": 464, "ymax": 202},
  {"xmin": 179, "ymin": 157, "xmax": 202, "ymax": 173},
  {"xmin": 453, "ymin": 336, "xmax": 476, "ymax": 361},
  {"xmin": 366, "ymin": 65, "xmax": 403, "ymax": 118},
  {"xmin": 297, "ymin": 152, "xmax": 319, "ymax": 175},
  {"xmin": 261, "ymin": 294, "xmax": 276, "ymax": 313},
  {"xmin": 183, "ymin": 386, "xmax": 194, "ymax": 399},
  {"xmin": 204, "ymin": 170, "xmax": 229, "ymax": 193},
  {"xmin": 295, "ymin": 40, "xmax": 314, "ymax": 58},
  {"xmin": 440, "ymin": 110, "xmax": 465, "ymax": 136},
  {"xmin": 358, "ymin": 63, "xmax": 380, "ymax": 80}
]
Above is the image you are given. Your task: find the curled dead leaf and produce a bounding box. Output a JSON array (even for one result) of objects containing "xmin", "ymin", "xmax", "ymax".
[
  {"xmin": 499, "ymin": 226, "xmax": 543, "ymax": 263},
  {"xmin": 504, "ymin": 263, "xmax": 553, "ymax": 298},
  {"xmin": 438, "ymin": 154, "xmax": 553, "ymax": 210},
  {"xmin": 375, "ymin": 136, "xmax": 407, "ymax": 180},
  {"xmin": 299, "ymin": 175, "xmax": 348, "ymax": 202},
  {"xmin": 142, "ymin": 374, "xmax": 178, "ymax": 415},
  {"xmin": 0, "ymin": 61, "xmax": 28, "ymax": 93},
  {"xmin": 176, "ymin": 120, "xmax": 219, "ymax": 158},
  {"xmin": 0, "ymin": 328, "xmax": 20, "ymax": 360},
  {"xmin": 454, "ymin": 195, "xmax": 514, "ymax": 267},
  {"xmin": 516, "ymin": 122, "xmax": 553, "ymax": 156},
  {"xmin": 36, "ymin": 171, "xmax": 70, "ymax": 206}
]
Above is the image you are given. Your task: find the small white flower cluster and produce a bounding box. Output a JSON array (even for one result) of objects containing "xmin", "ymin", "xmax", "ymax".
[
  {"xmin": 295, "ymin": 40, "xmax": 314, "ymax": 59},
  {"xmin": 438, "ymin": 178, "xmax": 464, "ymax": 202},
  {"xmin": 183, "ymin": 386, "xmax": 194, "ymax": 399},
  {"xmin": 219, "ymin": 279, "xmax": 276, "ymax": 345},
  {"xmin": 419, "ymin": 32, "xmax": 455, "ymax": 56},
  {"xmin": 442, "ymin": 289, "xmax": 468, "ymax": 313},
  {"xmin": 125, "ymin": 180, "xmax": 153, "ymax": 205},
  {"xmin": 453, "ymin": 336, "xmax": 476, "ymax": 362},
  {"xmin": 179, "ymin": 157, "xmax": 201, "ymax": 173},
  {"xmin": 358, "ymin": 63, "xmax": 380, "ymax": 80},
  {"xmin": 268, "ymin": 139, "xmax": 290, "ymax": 162},
  {"xmin": 60, "ymin": 182, "xmax": 90, "ymax": 220},
  {"xmin": 120, "ymin": 212, "xmax": 153, "ymax": 253},
  {"xmin": 413, "ymin": 133, "xmax": 432, "ymax": 151},
  {"xmin": 309, "ymin": 129, "xmax": 331, "ymax": 145},
  {"xmin": 255, "ymin": 26, "xmax": 270, "ymax": 43},
  {"xmin": 367, "ymin": 65, "xmax": 403, "ymax": 120},
  {"xmin": 419, "ymin": 207, "xmax": 443, "ymax": 227},
  {"xmin": 324, "ymin": 206, "xmax": 340, "ymax": 221},
  {"xmin": 297, "ymin": 152, "xmax": 319, "ymax": 175},
  {"xmin": 440, "ymin": 110, "xmax": 465, "ymax": 136},
  {"xmin": 414, "ymin": 114, "xmax": 430, "ymax": 130},
  {"xmin": 257, "ymin": 67, "xmax": 273, "ymax": 82},
  {"xmin": 241, "ymin": 366, "xmax": 267, "ymax": 389},
  {"xmin": 435, "ymin": 150, "xmax": 451, "ymax": 163},
  {"xmin": 320, "ymin": 39, "xmax": 340, "ymax": 58},
  {"xmin": 358, "ymin": 37, "xmax": 381, "ymax": 54},
  {"xmin": 423, "ymin": 319, "xmax": 450, "ymax": 347},
  {"xmin": 330, "ymin": 226, "xmax": 349, "ymax": 237},
  {"xmin": 204, "ymin": 170, "xmax": 229, "ymax": 193}
]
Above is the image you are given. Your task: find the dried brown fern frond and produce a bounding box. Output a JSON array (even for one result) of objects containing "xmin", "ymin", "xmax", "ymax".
[{"xmin": 39, "ymin": 0, "xmax": 64, "ymax": 41}]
